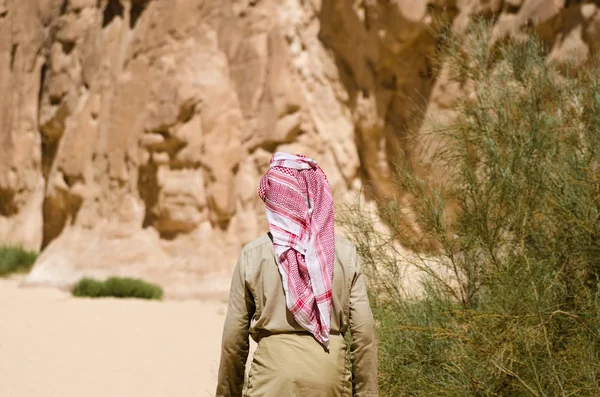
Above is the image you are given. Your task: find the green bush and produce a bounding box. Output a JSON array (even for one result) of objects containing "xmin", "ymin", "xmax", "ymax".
[
  {"xmin": 72, "ymin": 277, "xmax": 163, "ymax": 300},
  {"xmin": 0, "ymin": 246, "xmax": 39, "ymax": 277},
  {"xmin": 343, "ymin": 22, "xmax": 600, "ymax": 396}
]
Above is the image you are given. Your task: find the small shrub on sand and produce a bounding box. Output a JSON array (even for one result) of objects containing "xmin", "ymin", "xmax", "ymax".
[
  {"xmin": 0, "ymin": 246, "xmax": 39, "ymax": 277},
  {"xmin": 72, "ymin": 277, "xmax": 163, "ymax": 300}
]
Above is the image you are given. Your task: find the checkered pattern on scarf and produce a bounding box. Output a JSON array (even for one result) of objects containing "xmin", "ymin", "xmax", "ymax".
[{"xmin": 258, "ymin": 152, "xmax": 335, "ymax": 348}]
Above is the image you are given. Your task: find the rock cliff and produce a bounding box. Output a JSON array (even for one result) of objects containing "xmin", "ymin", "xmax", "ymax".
[{"xmin": 1, "ymin": 0, "xmax": 598, "ymax": 298}]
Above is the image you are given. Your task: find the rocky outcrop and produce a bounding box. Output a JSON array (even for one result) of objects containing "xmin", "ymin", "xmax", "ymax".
[{"xmin": 1, "ymin": 0, "xmax": 599, "ymax": 298}]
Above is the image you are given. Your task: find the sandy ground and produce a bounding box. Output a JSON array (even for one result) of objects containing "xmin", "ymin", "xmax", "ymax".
[{"xmin": 0, "ymin": 276, "xmax": 238, "ymax": 397}]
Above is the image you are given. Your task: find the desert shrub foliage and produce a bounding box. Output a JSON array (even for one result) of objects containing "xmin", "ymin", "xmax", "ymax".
[
  {"xmin": 0, "ymin": 246, "xmax": 38, "ymax": 276},
  {"xmin": 72, "ymin": 277, "xmax": 163, "ymax": 300},
  {"xmin": 343, "ymin": 23, "xmax": 600, "ymax": 396}
]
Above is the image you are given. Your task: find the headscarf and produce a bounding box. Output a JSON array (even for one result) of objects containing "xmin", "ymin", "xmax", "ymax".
[{"xmin": 258, "ymin": 152, "xmax": 335, "ymax": 348}]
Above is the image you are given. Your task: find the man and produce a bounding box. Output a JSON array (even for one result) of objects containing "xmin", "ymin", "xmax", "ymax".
[{"xmin": 215, "ymin": 152, "xmax": 378, "ymax": 396}]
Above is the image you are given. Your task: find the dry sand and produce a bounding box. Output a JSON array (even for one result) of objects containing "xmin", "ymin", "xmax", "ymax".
[{"xmin": 0, "ymin": 276, "xmax": 232, "ymax": 397}]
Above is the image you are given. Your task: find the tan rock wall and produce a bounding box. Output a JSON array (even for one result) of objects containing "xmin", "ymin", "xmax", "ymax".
[{"xmin": 1, "ymin": 0, "xmax": 599, "ymax": 298}]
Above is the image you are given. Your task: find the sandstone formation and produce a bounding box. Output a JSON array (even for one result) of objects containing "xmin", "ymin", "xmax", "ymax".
[{"xmin": 1, "ymin": 0, "xmax": 598, "ymax": 298}]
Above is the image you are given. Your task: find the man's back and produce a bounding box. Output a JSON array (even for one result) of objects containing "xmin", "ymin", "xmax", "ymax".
[
  {"xmin": 216, "ymin": 233, "xmax": 378, "ymax": 396},
  {"xmin": 243, "ymin": 233, "xmax": 361, "ymax": 341}
]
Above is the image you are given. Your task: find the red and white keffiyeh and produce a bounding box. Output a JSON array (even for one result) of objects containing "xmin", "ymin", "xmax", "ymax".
[{"xmin": 258, "ymin": 152, "xmax": 335, "ymax": 348}]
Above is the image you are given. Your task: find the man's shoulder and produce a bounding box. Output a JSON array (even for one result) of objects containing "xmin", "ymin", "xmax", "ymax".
[
  {"xmin": 335, "ymin": 234, "xmax": 354, "ymax": 249},
  {"xmin": 242, "ymin": 233, "xmax": 272, "ymax": 253},
  {"xmin": 335, "ymin": 234, "xmax": 358, "ymax": 258},
  {"xmin": 241, "ymin": 233, "xmax": 355, "ymax": 252}
]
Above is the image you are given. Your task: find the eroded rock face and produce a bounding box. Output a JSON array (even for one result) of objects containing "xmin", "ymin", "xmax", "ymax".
[{"xmin": 1, "ymin": 0, "xmax": 599, "ymax": 298}]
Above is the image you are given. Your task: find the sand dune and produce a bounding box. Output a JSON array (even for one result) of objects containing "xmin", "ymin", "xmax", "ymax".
[{"xmin": 0, "ymin": 277, "xmax": 230, "ymax": 397}]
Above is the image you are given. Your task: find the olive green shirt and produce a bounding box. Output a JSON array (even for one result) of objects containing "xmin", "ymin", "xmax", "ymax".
[{"xmin": 216, "ymin": 234, "xmax": 378, "ymax": 396}]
